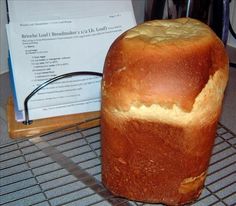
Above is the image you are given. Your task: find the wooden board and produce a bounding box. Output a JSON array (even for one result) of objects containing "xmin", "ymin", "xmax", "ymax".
[{"xmin": 7, "ymin": 97, "xmax": 100, "ymax": 139}]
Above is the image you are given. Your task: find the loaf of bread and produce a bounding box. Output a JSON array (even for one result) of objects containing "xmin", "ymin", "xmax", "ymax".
[{"xmin": 101, "ymin": 18, "xmax": 228, "ymax": 205}]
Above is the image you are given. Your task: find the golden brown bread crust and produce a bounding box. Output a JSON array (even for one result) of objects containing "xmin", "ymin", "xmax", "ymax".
[
  {"xmin": 102, "ymin": 111, "xmax": 216, "ymax": 205},
  {"xmin": 102, "ymin": 18, "xmax": 228, "ymax": 112},
  {"xmin": 101, "ymin": 18, "xmax": 228, "ymax": 205}
]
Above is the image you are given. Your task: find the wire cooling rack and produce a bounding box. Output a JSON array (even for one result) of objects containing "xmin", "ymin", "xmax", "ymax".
[{"xmin": 0, "ymin": 119, "xmax": 235, "ymax": 206}]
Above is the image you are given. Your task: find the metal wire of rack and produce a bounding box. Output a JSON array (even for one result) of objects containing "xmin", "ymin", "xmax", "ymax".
[{"xmin": 0, "ymin": 119, "xmax": 235, "ymax": 206}]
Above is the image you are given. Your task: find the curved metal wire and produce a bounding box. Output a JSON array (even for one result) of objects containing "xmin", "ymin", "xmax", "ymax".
[{"xmin": 23, "ymin": 71, "xmax": 103, "ymax": 125}]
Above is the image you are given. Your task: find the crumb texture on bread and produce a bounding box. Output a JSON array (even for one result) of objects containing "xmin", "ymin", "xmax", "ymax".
[{"xmin": 108, "ymin": 66, "xmax": 228, "ymax": 127}]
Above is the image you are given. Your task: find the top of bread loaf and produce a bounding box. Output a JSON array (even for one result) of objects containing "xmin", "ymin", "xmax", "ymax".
[
  {"xmin": 125, "ymin": 18, "xmax": 210, "ymax": 43},
  {"xmin": 102, "ymin": 18, "xmax": 228, "ymax": 125}
]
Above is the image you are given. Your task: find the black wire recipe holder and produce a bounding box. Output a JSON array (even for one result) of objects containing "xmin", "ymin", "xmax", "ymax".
[{"xmin": 7, "ymin": 71, "xmax": 103, "ymax": 139}]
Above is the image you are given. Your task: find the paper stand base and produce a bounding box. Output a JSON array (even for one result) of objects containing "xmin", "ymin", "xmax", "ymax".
[{"xmin": 7, "ymin": 97, "xmax": 100, "ymax": 139}]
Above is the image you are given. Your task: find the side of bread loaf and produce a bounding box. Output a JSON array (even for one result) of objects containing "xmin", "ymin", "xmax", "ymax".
[{"xmin": 101, "ymin": 18, "xmax": 228, "ymax": 205}]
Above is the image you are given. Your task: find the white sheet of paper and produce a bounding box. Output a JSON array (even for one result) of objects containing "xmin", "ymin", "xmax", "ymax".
[
  {"xmin": 7, "ymin": 0, "xmax": 135, "ymax": 22},
  {"xmin": 7, "ymin": 12, "xmax": 136, "ymax": 121}
]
